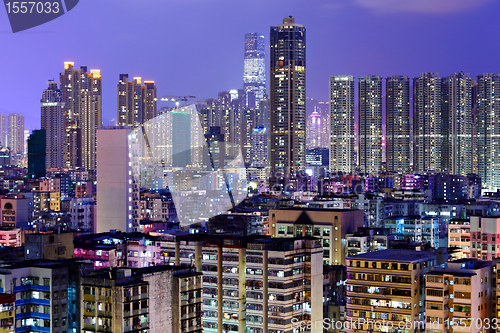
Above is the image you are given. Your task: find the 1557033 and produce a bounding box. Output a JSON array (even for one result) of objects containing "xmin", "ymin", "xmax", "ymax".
[{"xmin": 5, "ymin": 1, "xmax": 60, "ymax": 14}]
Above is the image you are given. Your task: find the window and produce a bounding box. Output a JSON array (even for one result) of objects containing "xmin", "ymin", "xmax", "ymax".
[{"xmin": 427, "ymin": 289, "xmax": 443, "ymax": 297}]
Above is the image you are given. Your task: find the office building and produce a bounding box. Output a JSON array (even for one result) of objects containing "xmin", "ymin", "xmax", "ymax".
[
  {"xmin": 269, "ymin": 208, "xmax": 364, "ymax": 265},
  {"xmin": 117, "ymin": 75, "xmax": 157, "ymax": 127},
  {"xmin": 442, "ymin": 72, "xmax": 473, "ymax": 175},
  {"xmin": 96, "ymin": 127, "xmax": 133, "ymax": 233},
  {"xmin": 27, "ymin": 129, "xmax": 46, "ymax": 178},
  {"xmin": 346, "ymin": 250, "xmax": 436, "ymax": 333},
  {"xmin": 41, "ymin": 80, "xmax": 65, "ymax": 169},
  {"xmin": 386, "ymin": 75, "xmax": 410, "ymax": 173},
  {"xmin": 358, "ymin": 75, "xmax": 383, "ymax": 174},
  {"xmin": 425, "ymin": 259, "xmax": 491, "ymax": 333},
  {"xmin": 243, "ymin": 32, "xmax": 266, "ymax": 109},
  {"xmin": 413, "ymin": 72, "xmax": 442, "ymax": 172},
  {"xmin": 59, "ymin": 62, "xmax": 102, "ymax": 172},
  {"xmin": 171, "ymin": 110, "xmax": 191, "ymax": 167},
  {"xmin": 270, "ymin": 16, "xmax": 306, "ymax": 175},
  {"xmin": 477, "ymin": 73, "xmax": 500, "ymax": 191},
  {"xmin": 307, "ymin": 110, "xmax": 321, "ymax": 149},
  {"xmin": 6, "ymin": 113, "xmax": 24, "ymax": 166},
  {"xmin": 329, "ymin": 75, "xmax": 356, "ymax": 174}
]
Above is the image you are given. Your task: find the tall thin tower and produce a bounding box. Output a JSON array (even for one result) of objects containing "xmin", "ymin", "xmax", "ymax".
[
  {"xmin": 441, "ymin": 72, "xmax": 473, "ymax": 176},
  {"xmin": 329, "ymin": 75, "xmax": 356, "ymax": 174},
  {"xmin": 117, "ymin": 75, "xmax": 157, "ymax": 127},
  {"xmin": 41, "ymin": 80, "xmax": 65, "ymax": 169},
  {"xmin": 270, "ymin": 16, "xmax": 306, "ymax": 175},
  {"xmin": 243, "ymin": 33, "xmax": 266, "ymax": 109},
  {"xmin": 477, "ymin": 73, "xmax": 500, "ymax": 191},
  {"xmin": 386, "ymin": 75, "xmax": 410, "ymax": 173},
  {"xmin": 7, "ymin": 113, "xmax": 24, "ymax": 166},
  {"xmin": 59, "ymin": 62, "xmax": 102, "ymax": 172},
  {"xmin": 0, "ymin": 114, "xmax": 5, "ymax": 147},
  {"xmin": 358, "ymin": 75, "xmax": 383, "ymax": 174},
  {"xmin": 413, "ymin": 72, "xmax": 442, "ymax": 172}
]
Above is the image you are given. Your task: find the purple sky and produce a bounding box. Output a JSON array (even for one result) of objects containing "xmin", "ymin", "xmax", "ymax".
[{"xmin": 1, "ymin": 0, "xmax": 499, "ymax": 131}]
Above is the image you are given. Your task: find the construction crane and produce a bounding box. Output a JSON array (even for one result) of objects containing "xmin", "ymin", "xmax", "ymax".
[{"xmin": 156, "ymin": 95, "xmax": 196, "ymax": 106}]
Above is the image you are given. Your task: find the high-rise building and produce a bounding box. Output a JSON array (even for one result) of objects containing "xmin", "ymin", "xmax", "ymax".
[
  {"xmin": 171, "ymin": 110, "xmax": 191, "ymax": 167},
  {"xmin": 243, "ymin": 32, "xmax": 266, "ymax": 109},
  {"xmin": 329, "ymin": 75, "xmax": 356, "ymax": 174},
  {"xmin": 117, "ymin": 75, "xmax": 157, "ymax": 127},
  {"xmin": 27, "ymin": 129, "xmax": 46, "ymax": 178},
  {"xmin": 270, "ymin": 16, "xmax": 306, "ymax": 175},
  {"xmin": 204, "ymin": 126, "xmax": 225, "ymax": 170},
  {"xmin": 6, "ymin": 113, "xmax": 24, "ymax": 166},
  {"xmin": 442, "ymin": 72, "xmax": 473, "ymax": 175},
  {"xmin": 413, "ymin": 72, "xmax": 442, "ymax": 172},
  {"xmin": 59, "ymin": 62, "xmax": 102, "ymax": 172},
  {"xmin": 0, "ymin": 113, "xmax": 5, "ymax": 146},
  {"xmin": 386, "ymin": 75, "xmax": 410, "ymax": 173},
  {"xmin": 358, "ymin": 75, "xmax": 383, "ymax": 174},
  {"xmin": 41, "ymin": 80, "xmax": 65, "ymax": 169},
  {"xmin": 250, "ymin": 126, "xmax": 268, "ymax": 168},
  {"xmin": 96, "ymin": 127, "xmax": 133, "ymax": 233},
  {"xmin": 307, "ymin": 110, "xmax": 321, "ymax": 148},
  {"xmin": 477, "ymin": 73, "xmax": 500, "ymax": 191}
]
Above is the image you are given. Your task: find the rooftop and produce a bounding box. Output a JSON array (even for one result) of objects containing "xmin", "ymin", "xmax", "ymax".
[{"xmin": 347, "ymin": 249, "xmax": 435, "ymax": 262}]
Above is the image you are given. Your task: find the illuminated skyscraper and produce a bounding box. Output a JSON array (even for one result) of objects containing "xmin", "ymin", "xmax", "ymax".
[
  {"xmin": 329, "ymin": 75, "xmax": 356, "ymax": 174},
  {"xmin": 413, "ymin": 72, "xmax": 442, "ymax": 172},
  {"xmin": 117, "ymin": 75, "xmax": 157, "ymax": 126},
  {"xmin": 243, "ymin": 33, "xmax": 266, "ymax": 109},
  {"xmin": 477, "ymin": 73, "xmax": 500, "ymax": 191},
  {"xmin": 6, "ymin": 113, "xmax": 24, "ymax": 166},
  {"xmin": 270, "ymin": 16, "xmax": 306, "ymax": 175},
  {"xmin": 307, "ymin": 111, "xmax": 321, "ymax": 148},
  {"xmin": 358, "ymin": 75, "xmax": 383, "ymax": 174},
  {"xmin": 441, "ymin": 72, "xmax": 473, "ymax": 176},
  {"xmin": 250, "ymin": 126, "xmax": 268, "ymax": 168},
  {"xmin": 0, "ymin": 113, "xmax": 5, "ymax": 147},
  {"xmin": 386, "ymin": 75, "xmax": 410, "ymax": 173},
  {"xmin": 41, "ymin": 80, "xmax": 65, "ymax": 169},
  {"xmin": 59, "ymin": 62, "xmax": 102, "ymax": 172}
]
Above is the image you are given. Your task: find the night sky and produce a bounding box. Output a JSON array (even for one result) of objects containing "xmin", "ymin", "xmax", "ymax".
[{"xmin": 1, "ymin": 0, "xmax": 499, "ymax": 131}]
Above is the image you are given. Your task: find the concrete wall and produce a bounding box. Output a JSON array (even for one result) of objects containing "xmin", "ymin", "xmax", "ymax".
[
  {"xmin": 142, "ymin": 270, "xmax": 174, "ymax": 333},
  {"xmin": 96, "ymin": 128, "xmax": 132, "ymax": 233}
]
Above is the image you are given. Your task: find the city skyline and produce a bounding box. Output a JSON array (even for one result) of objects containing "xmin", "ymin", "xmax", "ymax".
[{"xmin": 1, "ymin": 0, "xmax": 499, "ymax": 131}]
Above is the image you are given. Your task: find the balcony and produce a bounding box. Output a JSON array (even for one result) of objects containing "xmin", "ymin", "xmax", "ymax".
[{"xmin": 124, "ymin": 322, "xmax": 149, "ymax": 332}]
